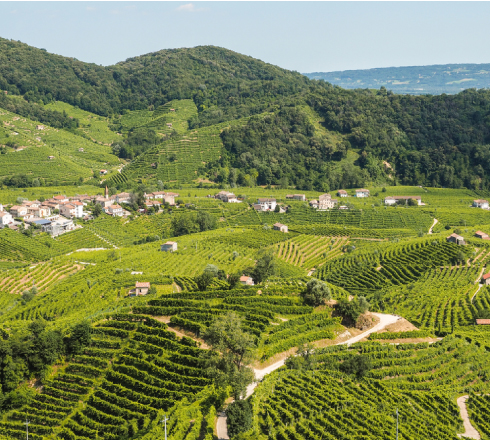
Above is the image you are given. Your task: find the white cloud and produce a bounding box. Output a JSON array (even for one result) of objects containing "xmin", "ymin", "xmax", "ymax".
[{"xmin": 176, "ymin": 3, "xmax": 203, "ymax": 13}]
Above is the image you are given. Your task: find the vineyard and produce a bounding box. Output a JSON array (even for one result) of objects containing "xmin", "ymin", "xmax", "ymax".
[
  {"xmin": 249, "ymin": 336, "xmax": 490, "ymax": 440},
  {"xmin": 0, "ymin": 107, "xmax": 120, "ymax": 185},
  {"xmin": 0, "ymin": 313, "xmax": 216, "ymax": 440}
]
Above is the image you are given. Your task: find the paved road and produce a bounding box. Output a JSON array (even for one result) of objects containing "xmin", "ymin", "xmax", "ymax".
[
  {"xmin": 457, "ymin": 396, "xmax": 480, "ymax": 439},
  {"xmin": 217, "ymin": 312, "xmax": 400, "ymax": 439}
]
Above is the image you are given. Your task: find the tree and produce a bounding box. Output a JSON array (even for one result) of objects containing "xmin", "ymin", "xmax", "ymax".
[
  {"xmin": 302, "ymin": 279, "xmax": 331, "ymax": 306},
  {"xmin": 340, "ymin": 355, "xmax": 371, "ymax": 377},
  {"xmin": 196, "ymin": 211, "xmax": 216, "ymax": 232},
  {"xmin": 201, "ymin": 312, "xmax": 255, "ymax": 400},
  {"xmin": 336, "ymin": 296, "xmax": 370, "ymax": 324},
  {"xmin": 66, "ymin": 320, "xmax": 91, "ymax": 355},
  {"xmin": 226, "ymin": 399, "xmax": 253, "ymax": 438},
  {"xmin": 92, "ymin": 204, "xmax": 102, "ymax": 217},
  {"xmin": 228, "ymin": 272, "xmax": 241, "ymax": 290},
  {"xmin": 285, "ymin": 343, "xmax": 317, "ymax": 371},
  {"xmin": 195, "ymin": 271, "xmax": 214, "ymax": 291},
  {"xmin": 251, "ymin": 250, "xmax": 275, "ymax": 284},
  {"xmin": 203, "ymin": 264, "xmax": 219, "ymax": 278},
  {"xmin": 171, "ymin": 213, "xmax": 199, "ymax": 236}
]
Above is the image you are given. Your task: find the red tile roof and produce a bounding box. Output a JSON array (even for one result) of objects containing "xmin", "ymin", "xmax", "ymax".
[
  {"xmin": 476, "ymin": 319, "xmax": 490, "ymax": 325},
  {"xmin": 483, "ymin": 273, "xmax": 490, "ymax": 280},
  {"xmin": 135, "ymin": 282, "xmax": 150, "ymax": 288}
]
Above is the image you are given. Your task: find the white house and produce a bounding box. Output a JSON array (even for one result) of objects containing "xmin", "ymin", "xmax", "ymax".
[
  {"xmin": 161, "ymin": 241, "xmax": 178, "ymax": 252},
  {"xmin": 240, "ymin": 276, "xmax": 254, "ymax": 286},
  {"xmin": 9, "ymin": 206, "xmax": 28, "ymax": 218},
  {"xmin": 318, "ymin": 194, "xmax": 338, "ymax": 209},
  {"xmin": 355, "ymin": 189, "xmax": 370, "ymax": 198},
  {"xmin": 215, "ymin": 191, "xmax": 240, "ymax": 203},
  {"xmin": 337, "ymin": 190, "xmax": 348, "ymax": 197},
  {"xmin": 286, "ymin": 194, "xmax": 306, "ymax": 201},
  {"xmin": 385, "ymin": 196, "xmax": 422, "ymax": 206},
  {"xmin": 135, "ymin": 282, "xmax": 151, "ymax": 296},
  {"xmin": 257, "ymin": 198, "xmax": 276, "ymax": 211},
  {"xmin": 273, "ymin": 223, "xmax": 288, "ymax": 233},
  {"xmin": 309, "ymin": 200, "xmax": 319, "ymax": 209},
  {"xmin": 107, "ymin": 204, "xmax": 124, "ymax": 217},
  {"xmin": 0, "ymin": 211, "xmax": 13, "ymax": 227},
  {"xmin": 473, "ymin": 199, "xmax": 489, "ymax": 209}
]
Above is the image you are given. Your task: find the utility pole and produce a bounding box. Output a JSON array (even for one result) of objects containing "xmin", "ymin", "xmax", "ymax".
[
  {"xmin": 24, "ymin": 418, "xmax": 30, "ymax": 440},
  {"xmin": 162, "ymin": 414, "xmax": 170, "ymax": 440},
  {"xmin": 396, "ymin": 408, "xmax": 399, "ymax": 440}
]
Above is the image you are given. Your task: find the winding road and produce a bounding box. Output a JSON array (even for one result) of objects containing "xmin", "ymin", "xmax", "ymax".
[
  {"xmin": 457, "ymin": 396, "xmax": 480, "ymax": 439},
  {"xmin": 216, "ymin": 312, "xmax": 400, "ymax": 439}
]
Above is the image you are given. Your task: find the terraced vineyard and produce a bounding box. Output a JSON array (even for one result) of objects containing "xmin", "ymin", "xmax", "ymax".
[
  {"xmin": 250, "ymin": 336, "xmax": 490, "ymax": 440},
  {"xmin": 0, "ymin": 314, "xmax": 212, "ymax": 440},
  {"xmin": 134, "ymin": 287, "xmax": 343, "ymax": 360},
  {"xmin": 275, "ymin": 235, "xmax": 349, "ymax": 270},
  {"xmin": 0, "ymin": 108, "xmax": 120, "ymax": 184}
]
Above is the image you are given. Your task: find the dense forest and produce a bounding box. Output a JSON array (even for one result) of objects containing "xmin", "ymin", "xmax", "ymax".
[
  {"xmin": 206, "ymin": 107, "xmax": 367, "ymax": 191},
  {"xmin": 2, "ymin": 37, "xmax": 490, "ymax": 189}
]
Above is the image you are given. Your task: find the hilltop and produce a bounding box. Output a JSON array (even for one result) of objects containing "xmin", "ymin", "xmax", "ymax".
[{"xmin": 305, "ymin": 62, "xmax": 490, "ymax": 95}]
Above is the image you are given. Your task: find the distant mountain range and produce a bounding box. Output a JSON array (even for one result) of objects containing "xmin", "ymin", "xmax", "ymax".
[{"xmin": 304, "ymin": 63, "xmax": 490, "ymax": 95}]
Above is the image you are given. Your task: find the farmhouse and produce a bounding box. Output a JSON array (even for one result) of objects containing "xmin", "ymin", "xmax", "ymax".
[
  {"xmin": 9, "ymin": 206, "xmax": 28, "ymax": 218},
  {"xmin": 309, "ymin": 200, "xmax": 319, "ymax": 209},
  {"xmin": 482, "ymin": 273, "xmax": 490, "ymax": 285},
  {"xmin": 0, "ymin": 211, "xmax": 13, "ymax": 227},
  {"xmin": 472, "ymin": 199, "xmax": 489, "ymax": 209},
  {"xmin": 52, "ymin": 195, "xmax": 69, "ymax": 203},
  {"xmin": 273, "ymin": 223, "xmax": 288, "ymax": 233},
  {"xmin": 355, "ymin": 189, "xmax": 370, "ymax": 198},
  {"xmin": 116, "ymin": 192, "xmax": 131, "ymax": 204},
  {"xmin": 47, "ymin": 156, "xmax": 55, "ymax": 160},
  {"xmin": 337, "ymin": 190, "xmax": 348, "ymax": 197},
  {"xmin": 99, "ymin": 170, "xmax": 108, "ymax": 175},
  {"xmin": 161, "ymin": 241, "xmax": 178, "ymax": 252},
  {"xmin": 36, "ymin": 125, "xmax": 44, "ymax": 130},
  {"xmin": 95, "ymin": 197, "xmax": 112, "ymax": 208},
  {"xmin": 257, "ymin": 198, "xmax": 276, "ymax": 211},
  {"xmin": 318, "ymin": 193, "xmax": 338, "ymax": 209},
  {"xmin": 446, "ymin": 233, "xmax": 465, "ymax": 246},
  {"xmin": 475, "ymin": 231, "xmax": 490, "ymax": 240},
  {"xmin": 135, "ymin": 282, "xmax": 151, "ymax": 296},
  {"xmin": 107, "ymin": 205, "xmax": 124, "ymax": 217},
  {"xmin": 384, "ymin": 196, "xmax": 422, "ymax": 206},
  {"xmin": 286, "ymin": 194, "xmax": 306, "ymax": 201},
  {"xmin": 78, "ymin": 148, "xmax": 84, "ymax": 152},
  {"xmin": 476, "ymin": 319, "xmax": 490, "ymax": 325},
  {"xmin": 240, "ymin": 276, "xmax": 254, "ymax": 286},
  {"xmin": 215, "ymin": 191, "xmax": 239, "ymax": 203}
]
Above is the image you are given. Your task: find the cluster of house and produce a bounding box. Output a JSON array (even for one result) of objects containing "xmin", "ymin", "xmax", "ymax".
[
  {"xmin": 384, "ymin": 196, "xmax": 423, "ymax": 205},
  {"xmin": 0, "ymin": 188, "xmax": 181, "ymax": 235},
  {"xmin": 0, "ymin": 197, "xmax": 79, "ymax": 235}
]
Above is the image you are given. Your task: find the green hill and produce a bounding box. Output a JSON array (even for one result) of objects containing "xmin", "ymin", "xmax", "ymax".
[{"xmin": 305, "ymin": 62, "xmax": 490, "ymax": 95}]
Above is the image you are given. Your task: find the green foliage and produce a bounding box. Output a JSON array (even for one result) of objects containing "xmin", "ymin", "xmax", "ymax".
[
  {"xmin": 336, "ymin": 296, "xmax": 370, "ymax": 324},
  {"xmin": 339, "ymin": 354, "xmax": 372, "ymax": 377},
  {"xmin": 302, "ymin": 278, "xmax": 331, "ymax": 306},
  {"xmin": 201, "ymin": 312, "xmax": 255, "ymax": 400},
  {"xmin": 226, "ymin": 399, "xmax": 253, "ymax": 438},
  {"xmin": 251, "ymin": 249, "xmax": 276, "ymax": 284}
]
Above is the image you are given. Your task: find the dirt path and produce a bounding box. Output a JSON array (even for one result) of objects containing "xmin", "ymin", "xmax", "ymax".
[
  {"xmin": 457, "ymin": 396, "xmax": 480, "ymax": 439},
  {"xmin": 216, "ymin": 312, "xmax": 400, "ymax": 439},
  {"xmin": 428, "ymin": 218, "xmax": 438, "ymax": 234}
]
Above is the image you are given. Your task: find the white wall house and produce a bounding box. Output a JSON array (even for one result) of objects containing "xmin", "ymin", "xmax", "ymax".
[
  {"xmin": 473, "ymin": 199, "xmax": 489, "ymax": 209},
  {"xmin": 257, "ymin": 198, "xmax": 276, "ymax": 211}
]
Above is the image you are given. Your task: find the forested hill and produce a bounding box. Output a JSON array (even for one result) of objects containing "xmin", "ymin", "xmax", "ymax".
[
  {"xmin": 304, "ymin": 63, "xmax": 490, "ymax": 95},
  {"xmin": 3, "ymin": 37, "xmax": 490, "ymax": 190},
  {"xmin": 0, "ymin": 38, "xmax": 314, "ymax": 126}
]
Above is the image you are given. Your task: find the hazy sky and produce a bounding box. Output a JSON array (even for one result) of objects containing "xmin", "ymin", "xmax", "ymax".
[{"xmin": 1, "ymin": 2, "xmax": 489, "ymax": 73}]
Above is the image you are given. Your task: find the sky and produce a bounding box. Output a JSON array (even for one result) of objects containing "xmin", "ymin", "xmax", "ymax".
[{"xmin": 1, "ymin": 2, "xmax": 490, "ymax": 73}]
